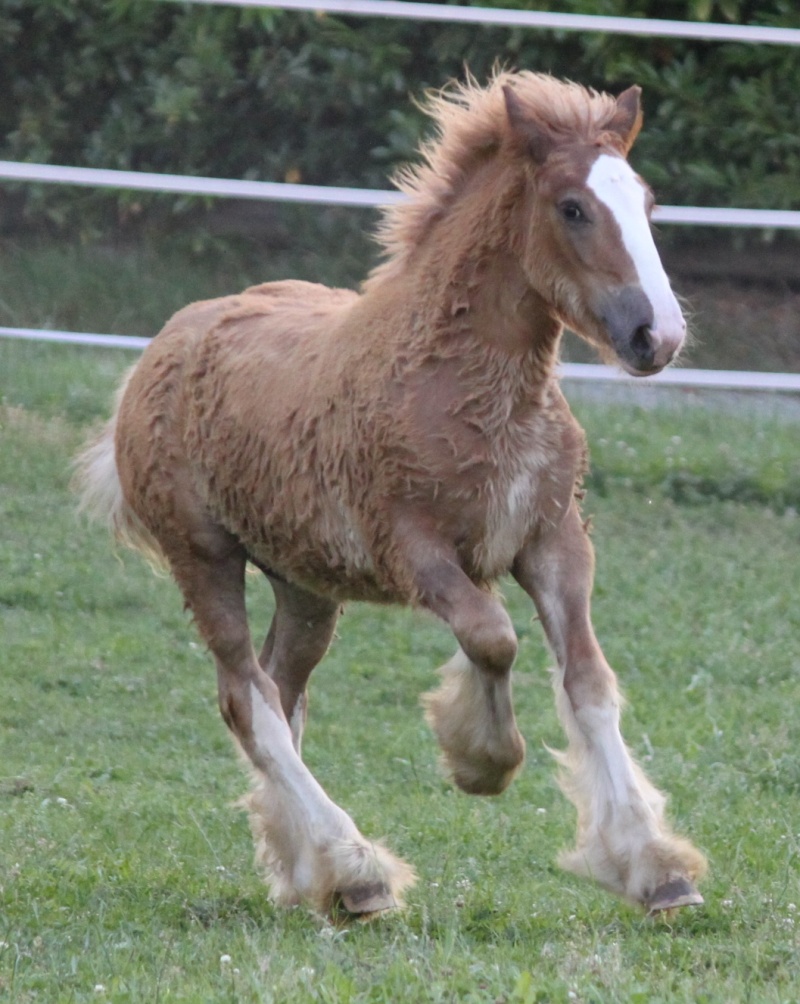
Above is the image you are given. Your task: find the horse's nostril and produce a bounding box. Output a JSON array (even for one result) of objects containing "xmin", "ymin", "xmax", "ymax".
[{"xmin": 631, "ymin": 324, "xmax": 654, "ymax": 366}]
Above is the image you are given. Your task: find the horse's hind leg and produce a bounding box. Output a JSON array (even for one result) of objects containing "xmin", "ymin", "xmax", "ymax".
[
  {"xmin": 166, "ymin": 536, "xmax": 414, "ymax": 917},
  {"xmin": 256, "ymin": 577, "xmax": 339, "ymax": 755},
  {"xmin": 512, "ymin": 502, "xmax": 706, "ymax": 913}
]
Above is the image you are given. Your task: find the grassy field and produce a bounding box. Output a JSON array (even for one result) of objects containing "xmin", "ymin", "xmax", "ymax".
[{"xmin": 1, "ymin": 338, "xmax": 800, "ymax": 1003}]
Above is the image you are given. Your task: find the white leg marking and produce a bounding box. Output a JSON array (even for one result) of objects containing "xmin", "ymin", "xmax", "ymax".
[
  {"xmin": 249, "ymin": 683, "xmax": 356, "ymax": 840},
  {"xmin": 288, "ymin": 694, "xmax": 306, "ymax": 755},
  {"xmin": 554, "ymin": 674, "xmax": 705, "ymax": 904},
  {"xmin": 569, "ymin": 697, "xmax": 664, "ymax": 821},
  {"xmin": 527, "ymin": 520, "xmax": 705, "ymax": 906},
  {"xmin": 245, "ymin": 683, "xmax": 417, "ymax": 912}
]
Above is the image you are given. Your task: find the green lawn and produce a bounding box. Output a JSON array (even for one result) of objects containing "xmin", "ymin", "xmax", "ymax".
[{"xmin": 1, "ymin": 339, "xmax": 799, "ymax": 1002}]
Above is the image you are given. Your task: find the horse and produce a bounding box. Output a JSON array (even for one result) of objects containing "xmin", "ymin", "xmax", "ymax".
[{"xmin": 76, "ymin": 71, "xmax": 706, "ymax": 919}]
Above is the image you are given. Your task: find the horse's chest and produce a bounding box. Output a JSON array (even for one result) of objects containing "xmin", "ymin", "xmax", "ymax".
[{"xmin": 475, "ymin": 453, "xmax": 561, "ymax": 574}]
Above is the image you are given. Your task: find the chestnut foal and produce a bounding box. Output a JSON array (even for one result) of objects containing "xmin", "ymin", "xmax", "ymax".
[{"xmin": 78, "ymin": 72, "xmax": 705, "ymax": 919}]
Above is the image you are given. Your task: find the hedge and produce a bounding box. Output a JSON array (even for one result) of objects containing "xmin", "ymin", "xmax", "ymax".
[{"xmin": 2, "ymin": 0, "xmax": 799, "ymax": 239}]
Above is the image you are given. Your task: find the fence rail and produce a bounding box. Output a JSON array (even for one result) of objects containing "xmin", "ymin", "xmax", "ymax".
[
  {"xmin": 175, "ymin": 0, "xmax": 800, "ymax": 46},
  {"xmin": 4, "ymin": 161, "xmax": 800, "ymax": 230},
  {"xmin": 3, "ymin": 326, "xmax": 799, "ymax": 393}
]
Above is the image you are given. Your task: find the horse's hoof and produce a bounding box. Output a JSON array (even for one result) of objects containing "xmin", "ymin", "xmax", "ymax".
[
  {"xmin": 337, "ymin": 881, "xmax": 398, "ymax": 918},
  {"xmin": 646, "ymin": 877, "xmax": 704, "ymax": 916}
]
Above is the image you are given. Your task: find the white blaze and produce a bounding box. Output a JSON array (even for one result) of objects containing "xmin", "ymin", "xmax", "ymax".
[{"xmin": 586, "ymin": 154, "xmax": 685, "ymax": 348}]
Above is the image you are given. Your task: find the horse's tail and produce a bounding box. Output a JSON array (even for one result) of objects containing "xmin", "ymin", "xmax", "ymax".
[{"xmin": 74, "ymin": 368, "xmax": 166, "ymax": 569}]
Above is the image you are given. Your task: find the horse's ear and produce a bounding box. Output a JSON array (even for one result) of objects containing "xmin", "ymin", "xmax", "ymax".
[
  {"xmin": 608, "ymin": 85, "xmax": 643, "ymax": 152},
  {"xmin": 503, "ymin": 84, "xmax": 556, "ymax": 164}
]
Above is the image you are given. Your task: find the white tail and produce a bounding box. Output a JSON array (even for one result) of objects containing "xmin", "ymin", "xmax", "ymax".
[{"xmin": 74, "ymin": 370, "xmax": 165, "ymax": 568}]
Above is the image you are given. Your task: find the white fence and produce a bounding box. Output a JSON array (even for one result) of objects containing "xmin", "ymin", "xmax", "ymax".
[
  {"xmin": 3, "ymin": 160, "xmax": 800, "ymax": 230},
  {"xmin": 179, "ymin": 0, "xmax": 800, "ymax": 46},
  {"xmin": 4, "ymin": 324, "xmax": 799, "ymax": 392},
  {"xmin": 2, "ymin": 0, "xmax": 799, "ymax": 393}
]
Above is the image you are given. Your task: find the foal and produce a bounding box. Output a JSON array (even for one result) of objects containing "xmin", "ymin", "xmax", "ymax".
[{"xmin": 78, "ymin": 72, "xmax": 706, "ymax": 918}]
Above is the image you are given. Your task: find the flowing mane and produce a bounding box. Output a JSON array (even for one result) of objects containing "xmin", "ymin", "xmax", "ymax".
[{"xmin": 368, "ymin": 71, "xmax": 625, "ymax": 285}]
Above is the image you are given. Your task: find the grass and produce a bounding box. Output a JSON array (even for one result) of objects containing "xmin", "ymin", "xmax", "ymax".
[
  {"xmin": 1, "ymin": 338, "xmax": 800, "ymax": 1002},
  {"xmin": 0, "ymin": 221, "xmax": 374, "ymax": 340}
]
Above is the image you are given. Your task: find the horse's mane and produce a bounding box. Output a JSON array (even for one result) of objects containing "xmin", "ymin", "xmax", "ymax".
[{"xmin": 366, "ymin": 71, "xmax": 622, "ymax": 287}]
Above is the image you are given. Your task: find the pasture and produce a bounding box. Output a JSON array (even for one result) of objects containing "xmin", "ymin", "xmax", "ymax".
[{"xmin": 1, "ymin": 337, "xmax": 799, "ymax": 1002}]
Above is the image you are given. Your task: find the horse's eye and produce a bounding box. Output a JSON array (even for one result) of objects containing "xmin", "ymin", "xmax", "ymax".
[{"xmin": 560, "ymin": 200, "xmax": 587, "ymax": 223}]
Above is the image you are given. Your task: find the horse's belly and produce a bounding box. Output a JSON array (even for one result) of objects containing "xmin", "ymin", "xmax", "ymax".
[{"xmin": 235, "ymin": 489, "xmax": 396, "ymax": 603}]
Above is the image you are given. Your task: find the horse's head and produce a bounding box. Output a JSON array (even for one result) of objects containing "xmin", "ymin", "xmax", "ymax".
[{"xmin": 504, "ymin": 84, "xmax": 685, "ymax": 376}]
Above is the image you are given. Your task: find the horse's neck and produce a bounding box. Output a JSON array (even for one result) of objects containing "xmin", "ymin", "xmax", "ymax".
[
  {"xmin": 358, "ymin": 161, "xmax": 564, "ymax": 419},
  {"xmin": 459, "ymin": 250, "xmax": 561, "ymax": 358},
  {"xmin": 412, "ymin": 163, "xmax": 562, "ymax": 387},
  {"xmin": 411, "ymin": 238, "xmax": 563, "ymax": 414}
]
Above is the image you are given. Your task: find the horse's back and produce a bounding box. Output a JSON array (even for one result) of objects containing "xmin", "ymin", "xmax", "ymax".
[
  {"xmin": 112, "ymin": 278, "xmax": 371, "ymax": 590},
  {"xmin": 153, "ymin": 279, "xmax": 358, "ymax": 360},
  {"xmin": 117, "ymin": 278, "xmax": 358, "ymax": 441},
  {"xmin": 177, "ymin": 280, "xmax": 359, "ymax": 407}
]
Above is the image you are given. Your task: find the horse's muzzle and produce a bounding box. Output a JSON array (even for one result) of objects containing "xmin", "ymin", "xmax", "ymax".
[{"xmin": 602, "ymin": 286, "xmax": 685, "ymax": 376}]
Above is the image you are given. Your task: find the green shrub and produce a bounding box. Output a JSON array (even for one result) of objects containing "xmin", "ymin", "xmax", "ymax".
[{"xmin": 2, "ymin": 0, "xmax": 799, "ymax": 241}]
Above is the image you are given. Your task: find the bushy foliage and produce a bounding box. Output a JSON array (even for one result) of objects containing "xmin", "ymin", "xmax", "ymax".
[{"xmin": 1, "ymin": 0, "xmax": 798, "ymax": 237}]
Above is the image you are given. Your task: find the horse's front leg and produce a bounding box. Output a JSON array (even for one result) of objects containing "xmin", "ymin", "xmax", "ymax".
[
  {"xmin": 512, "ymin": 502, "xmax": 706, "ymax": 913},
  {"xmin": 406, "ymin": 540, "xmax": 526, "ymax": 795}
]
